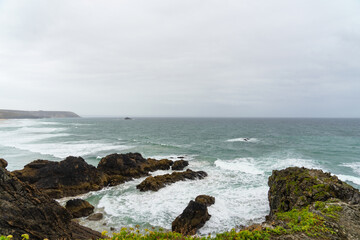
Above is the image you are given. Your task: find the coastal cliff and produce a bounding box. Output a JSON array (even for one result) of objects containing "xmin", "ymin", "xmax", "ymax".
[{"xmin": 0, "ymin": 109, "xmax": 80, "ymax": 119}]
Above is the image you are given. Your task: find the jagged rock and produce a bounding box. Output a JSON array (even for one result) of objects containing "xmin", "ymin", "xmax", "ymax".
[
  {"xmin": 0, "ymin": 163, "xmax": 101, "ymax": 240},
  {"xmin": 268, "ymin": 167, "xmax": 360, "ymax": 216},
  {"xmin": 136, "ymin": 169, "xmax": 207, "ymax": 192},
  {"xmin": 65, "ymin": 199, "xmax": 94, "ymax": 218},
  {"xmin": 172, "ymin": 160, "xmax": 189, "ymax": 170},
  {"xmin": 0, "ymin": 158, "xmax": 7, "ymax": 168},
  {"xmin": 249, "ymin": 167, "xmax": 360, "ymax": 240},
  {"xmin": 172, "ymin": 200, "xmax": 211, "ymax": 235},
  {"xmin": 97, "ymin": 153, "xmax": 147, "ymax": 177},
  {"xmin": 87, "ymin": 213, "xmax": 103, "ymax": 221},
  {"xmin": 13, "ymin": 156, "xmax": 108, "ymax": 198},
  {"xmin": 97, "ymin": 153, "xmax": 173, "ymax": 178},
  {"xmin": 195, "ymin": 195, "xmax": 215, "ymax": 206}
]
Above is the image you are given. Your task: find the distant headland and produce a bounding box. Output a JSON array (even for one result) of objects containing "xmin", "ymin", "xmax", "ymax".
[{"xmin": 0, "ymin": 109, "xmax": 80, "ymax": 119}]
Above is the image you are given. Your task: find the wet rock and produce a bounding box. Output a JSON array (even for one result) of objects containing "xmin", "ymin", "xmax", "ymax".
[
  {"xmin": 142, "ymin": 158, "xmax": 173, "ymax": 172},
  {"xmin": 172, "ymin": 160, "xmax": 189, "ymax": 170},
  {"xmin": 13, "ymin": 156, "xmax": 108, "ymax": 198},
  {"xmin": 97, "ymin": 153, "xmax": 147, "ymax": 177},
  {"xmin": 0, "ymin": 164, "xmax": 101, "ymax": 240},
  {"xmin": 0, "ymin": 158, "xmax": 7, "ymax": 169},
  {"xmin": 97, "ymin": 153, "xmax": 173, "ymax": 179},
  {"xmin": 172, "ymin": 200, "xmax": 211, "ymax": 235},
  {"xmin": 136, "ymin": 169, "xmax": 207, "ymax": 192},
  {"xmin": 195, "ymin": 195, "xmax": 215, "ymax": 206},
  {"xmin": 268, "ymin": 167, "xmax": 360, "ymax": 216},
  {"xmin": 65, "ymin": 199, "xmax": 94, "ymax": 218},
  {"xmin": 87, "ymin": 213, "xmax": 103, "ymax": 221}
]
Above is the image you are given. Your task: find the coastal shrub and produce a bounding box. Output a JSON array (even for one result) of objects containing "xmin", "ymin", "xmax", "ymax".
[{"xmin": 275, "ymin": 206, "xmax": 336, "ymax": 237}]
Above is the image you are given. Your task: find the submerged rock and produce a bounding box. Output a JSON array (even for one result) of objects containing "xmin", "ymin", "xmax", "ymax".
[
  {"xmin": 136, "ymin": 169, "xmax": 207, "ymax": 192},
  {"xmin": 87, "ymin": 213, "xmax": 103, "ymax": 221},
  {"xmin": 172, "ymin": 200, "xmax": 211, "ymax": 235},
  {"xmin": 65, "ymin": 199, "xmax": 94, "ymax": 218},
  {"xmin": 13, "ymin": 156, "xmax": 108, "ymax": 198},
  {"xmin": 0, "ymin": 161, "xmax": 101, "ymax": 240},
  {"xmin": 195, "ymin": 195, "xmax": 215, "ymax": 206},
  {"xmin": 172, "ymin": 160, "xmax": 189, "ymax": 170}
]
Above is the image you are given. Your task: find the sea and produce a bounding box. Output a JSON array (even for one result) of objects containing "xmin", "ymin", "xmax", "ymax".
[{"xmin": 1, "ymin": 117, "xmax": 360, "ymax": 234}]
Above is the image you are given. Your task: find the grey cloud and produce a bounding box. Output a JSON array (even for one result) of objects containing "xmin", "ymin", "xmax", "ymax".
[{"xmin": 0, "ymin": 0, "xmax": 359, "ymax": 117}]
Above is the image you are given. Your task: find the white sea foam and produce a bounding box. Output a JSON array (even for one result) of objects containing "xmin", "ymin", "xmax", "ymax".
[
  {"xmin": 337, "ymin": 174, "xmax": 360, "ymax": 186},
  {"xmin": 77, "ymin": 161, "xmax": 270, "ymax": 234},
  {"xmin": 0, "ymin": 120, "xmax": 133, "ymax": 159},
  {"xmin": 18, "ymin": 142, "xmax": 133, "ymax": 159},
  {"xmin": 215, "ymin": 158, "xmax": 264, "ymax": 175},
  {"xmin": 226, "ymin": 138, "xmax": 258, "ymax": 143},
  {"xmin": 341, "ymin": 162, "xmax": 360, "ymax": 175}
]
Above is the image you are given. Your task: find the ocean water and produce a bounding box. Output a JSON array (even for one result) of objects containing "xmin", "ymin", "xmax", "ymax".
[{"xmin": 1, "ymin": 118, "xmax": 360, "ymax": 234}]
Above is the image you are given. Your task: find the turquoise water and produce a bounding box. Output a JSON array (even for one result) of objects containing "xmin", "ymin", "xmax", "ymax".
[{"xmin": 1, "ymin": 118, "xmax": 360, "ymax": 234}]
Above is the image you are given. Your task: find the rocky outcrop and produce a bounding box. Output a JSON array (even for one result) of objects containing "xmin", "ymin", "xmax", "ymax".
[
  {"xmin": 65, "ymin": 199, "xmax": 94, "ymax": 218},
  {"xmin": 268, "ymin": 167, "xmax": 360, "ymax": 216},
  {"xmin": 12, "ymin": 153, "xmax": 177, "ymax": 198},
  {"xmin": 13, "ymin": 156, "xmax": 108, "ymax": 198},
  {"xmin": 136, "ymin": 169, "xmax": 207, "ymax": 192},
  {"xmin": 0, "ymin": 158, "xmax": 7, "ymax": 169},
  {"xmin": 97, "ymin": 153, "xmax": 173, "ymax": 179},
  {"xmin": 172, "ymin": 160, "xmax": 189, "ymax": 170},
  {"xmin": 172, "ymin": 195, "xmax": 215, "ymax": 235},
  {"xmin": 195, "ymin": 195, "xmax": 215, "ymax": 206},
  {"xmin": 0, "ymin": 162, "xmax": 100, "ymax": 240},
  {"xmin": 237, "ymin": 167, "xmax": 360, "ymax": 240}
]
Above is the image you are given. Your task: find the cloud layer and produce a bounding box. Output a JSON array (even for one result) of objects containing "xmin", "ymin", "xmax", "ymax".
[{"xmin": 1, "ymin": 0, "xmax": 359, "ymax": 117}]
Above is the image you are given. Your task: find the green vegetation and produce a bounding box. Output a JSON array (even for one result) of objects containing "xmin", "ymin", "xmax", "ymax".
[{"xmin": 276, "ymin": 206, "xmax": 335, "ymax": 237}]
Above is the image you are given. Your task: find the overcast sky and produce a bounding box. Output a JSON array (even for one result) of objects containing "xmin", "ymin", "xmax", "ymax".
[{"xmin": 0, "ymin": 0, "xmax": 359, "ymax": 117}]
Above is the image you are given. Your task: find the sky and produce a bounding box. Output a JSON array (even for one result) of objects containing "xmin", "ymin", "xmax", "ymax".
[{"xmin": 0, "ymin": 0, "xmax": 359, "ymax": 118}]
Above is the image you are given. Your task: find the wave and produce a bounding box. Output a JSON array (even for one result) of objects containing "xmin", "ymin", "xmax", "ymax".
[
  {"xmin": 337, "ymin": 174, "xmax": 360, "ymax": 186},
  {"xmin": 226, "ymin": 138, "xmax": 258, "ymax": 143},
  {"xmin": 341, "ymin": 162, "xmax": 360, "ymax": 175},
  {"xmin": 14, "ymin": 142, "xmax": 134, "ymax": 159},
  {"xmin": 215, "ymin": 157, "xmax": 320, "ymax": 175},
  {"xmin": 215, "ymin": 158, "xmax": 264, "ymax": 175}
]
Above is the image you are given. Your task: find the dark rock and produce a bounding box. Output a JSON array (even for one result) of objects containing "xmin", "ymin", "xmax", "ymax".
[
  {"xmin": 13, "ymin": 156, "xmax": 108, "ymax": 198},
  {"xmin": 172, "ymin": 200, "xmax": 211, "ymax": 235},
  {"xmin": 12, "ymin": 153, "xmax": 175, "ymax": 199},
  {"xmin": 98, "ymin": 153, "xmax": 173, "ymax": 187},
  {"xmin": 268, "ymin": 167, "xmax": 360, "ymax": 216},
  {"xmin": 65, "ymin": 199, "xmax": 94, "ymax": 218},
  {"xmin": 136, "ymin": 169, "xmax": 207, "ymax": 192},
  {"xmin": 195, "ymin": 195, "xmax": 215, "ymax": 206},
  {"xmin": 87, "ymin": 213, "xmax": 103, "ymax": 221},
  {"xmin": 97, "ymin": 153, "xmax": 147, "ymax": 177},
  {"xmin": 0, "ymin": 164, "xmax": 100, "ymax": 240},
  {"xmin": 172, "ymin": 160, "xmax": 189, "ymax": 170},
  {"xmin": 0, "ymin": 158, "xmax": 7, "ymax": 169}
]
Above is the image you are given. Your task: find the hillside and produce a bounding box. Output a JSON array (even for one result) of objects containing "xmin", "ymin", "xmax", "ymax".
[{"xmin": 0, "ymin": 109, "xmax": 80, "ymax": 119}]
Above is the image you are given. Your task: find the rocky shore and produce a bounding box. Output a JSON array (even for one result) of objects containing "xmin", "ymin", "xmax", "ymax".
[
  {"xmin": 12, "ymin": 153, "xmax": 194, "ymax": 198},
  {"xmin": 1, "ymin": 153, "xmax": 360, "ymax": 239}
]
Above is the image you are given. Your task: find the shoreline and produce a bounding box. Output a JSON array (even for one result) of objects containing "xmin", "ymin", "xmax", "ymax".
[{"xmin": 2, "ymin": 153, "xmax": 360, "ymax": 239}]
